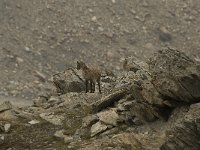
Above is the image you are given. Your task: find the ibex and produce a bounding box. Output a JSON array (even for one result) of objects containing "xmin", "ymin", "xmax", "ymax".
[{"xmin": 77, "ymin": 61, "xmax": 101, "ymax": 94}]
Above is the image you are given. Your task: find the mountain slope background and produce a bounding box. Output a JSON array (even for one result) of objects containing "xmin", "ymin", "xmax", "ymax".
[{"xmin": 0, "ymin": 0, "xmax": 200, "ymax": 100}]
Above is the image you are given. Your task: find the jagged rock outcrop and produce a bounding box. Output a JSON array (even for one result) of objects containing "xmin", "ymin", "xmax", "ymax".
[
  {"xmin": 52, "ymin": 69, "xmax": 85, "ymax": 94},
  {"xmin": 2, "ymin": 48, "xmax": 200, "ymax": 149},
  {"xmin": 0, "ymin": 101, "xmax": 12, "ymax": 113},
  {"xmin": 90, "ymin": 90, "xmax": 127, "ymax": 113},
  {"xmin": 124, "ymin": 48, "xmax": 200, "ymax": 123},
  {"xmin": 148, "ymin": 48, "xmax": 200, "ymax": 104},
  {"xmin": 160, "ymin": 102, "xmax": 200, "ymax": 150},
  {"xmin": 97, "ymin": 109, "xmax": 120, "ymax": 126}
]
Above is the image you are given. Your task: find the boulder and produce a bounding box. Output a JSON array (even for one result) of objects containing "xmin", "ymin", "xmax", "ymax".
[
  {"xmin": 0, "ymin": 110, "xmax": 18, "ymax": 121},
  {"xmin": 52, "ymin": 69, "xmax": 85, "ymax": 94},
  {"xmin": 160, "ymin": 102, "xmax": 200, "ymax": 150},
  {"xmin": 97, "ymin": 109, "xmax": 120, "ymax": 126},
  {"xmin": 90, "ymin": 121, "xmax": 108, "ymax": 137},
  {"xmin": 0, "ymin": 101, "xmax": 12, "ymax": 112},
  {"xmin": 39, "ymin": 113, "xmax": 64, "ymax": 125},
  {"xmin": 140, "ymin": 80, "xmax": 164, "ymax": 106},
  {"xmin": 4, "ymin": 123, "xmax": 11, "ymax": 133},
  {"xmin": 60, "ymin": 92, "xmax": 101, "ymax": 108},
  {"xmin": 130, "ymin": 101, "xmax": 156, "ymax": 122},
  {"xmin": 28, "ymin": 120, "xmax": 40, "ymax": 125},
  {"xmin": 148, "ymin": 48, "xmax": 200, "ymax": 104},
  {"xmin": 82, "ymin": 115, "xmax": 99, "ymax": 128},
  {"xmin": 33, "ymin": 97, "xmax": 48, "ymax": 107},
  {"xmin": 54, "ymin": 129, "xmax": 73, "ymax": 143},
  {"xmin": 91, "ymin": 90, "xmax": 127, "ymax": 113}
]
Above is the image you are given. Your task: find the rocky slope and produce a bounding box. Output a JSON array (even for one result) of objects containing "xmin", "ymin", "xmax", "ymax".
[{"xmin": 0, "ymin": 49, "xmax": 200, "ymax": 149}]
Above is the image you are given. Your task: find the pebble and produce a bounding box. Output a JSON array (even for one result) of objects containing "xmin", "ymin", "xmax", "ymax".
[
  {"xmin": 4, "ymin": 123, "xmax": 11, "ymax": 133},
  {"xmin": 0, "ymin": 135, "xmax": 4, "ymax": 140},
  {"xmin": 25, "ymin": 46, "xmax": 31, "ymax": 52},
  {"xmin": 98, "ymin": 26, "xmax": 104, "ymax": 32},
  {"xmin": 28, "ymin": 120, "xmax": 40, "ymax": 125},
  {"xmin": 91, "ymin": 16, "xmax": 97, "ymax": 22}
]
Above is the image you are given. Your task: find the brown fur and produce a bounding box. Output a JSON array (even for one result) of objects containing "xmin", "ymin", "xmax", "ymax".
[{"xmin": 77, "ymin": 61, "xmax": 101, "ymax": 93}]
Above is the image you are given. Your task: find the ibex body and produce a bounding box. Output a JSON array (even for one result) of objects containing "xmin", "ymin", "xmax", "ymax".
[{"xmin": 77, "ymin": 61, "xmax": 101, "ymax": 93}]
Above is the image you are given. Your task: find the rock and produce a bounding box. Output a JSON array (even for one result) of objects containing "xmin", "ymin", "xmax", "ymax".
[
  {"xmin": 91, "ymin": 16, "xmax": 97, "ymax": 22},
  {"xmin": 0, "ymin": 101, "xmax": 12, "ymax": 112},
  {"xmin": 148, "ymin": 48, "xmax": 200, "ymax": 104},
  {"xmin": 73, "ymin": 128, "xmax": 90, "ymax": 141},
  {"xmin": 116, "ymin": 58, "xmax": 150, "ymax": 92},
  {"xmin": 0, "ymin": 110, "xmax": 18, "ymax": 121},
  {"xmin": 82, "ymin": 115, "xmax": 99, "ymax": 128},
  {"xmin": 64, "ymin": 135, "xmax": 73, "ymax": 144},
  {"xmin": 47, "ymin": 96, "xmax": 64, "ymax": 107},
  {"xmin": 130, "ymin": 101, "xmax": 165, "ymax": 122},
  {"xmin": 82, "ymin": 133, "xmax": 142, "ymax": 150},
  {"xmin": 117, "ymin": 110, "xmax": 132, "ymax": 125},
  {"xmin": 140, "ymin": 80, "xmax": 164, "ymax": 106},
  {"xmin": 101, "ymin": 76, "xmax": 116, "ymax": 83},
  {"xmin": 111, "ymin": 133, "xmax": 142, "ymax": 149},
  {"xmin": 48, "ymin": 96, "xmax": 64, "ymax": 104},
  {"xmin": 24, "ymin": 46, "xmax": 30, "ymax": 52},
  {"xmin": 132, "ymin": 117, "xmax": 143, "ymax": 125},
  {"xmin": 52, "ymin": 69, "xmax": 85, "ymax": 94},
  {"xmin": 122, "ymin": 101, "xmax": 134, "ymax": 109},
  {"xmin": 160, "ymin": 103, "xmax": 200, "ymax": 149},
  {"xmin": 33, "ymin": 97, "xmax": 47, "ymax": 107},
  {"xmin": 194, "ymin": 56, "xmax": 200, "ymax": 62},
  {"xmin": 28, "ymin": 119, "xmax": 40, "ymax": 125},
  {"xmin": 116, "ymin": 103, "xmax": 126, "ymax": 111},
  {"xmin": 99, "ymin": 127, "xmax": 119, "ymax": 137},
  {"xmin": 60, "ymin": 92, "xmax": 101, "ymax": 108},
  {"xmin": 118, "ymin": 95, "xmax": 132, "ymax": 104},
  {"xmin": 111, "ymin": 0, "xmax": 116, "ymax": 3},
  {"xmin": 4, "ymin": 124, "xmax": 11, "ymax": 133},
  {"xmin": 144, "ymin": 43, "xmax": 154, "ymax": 50},
  {"xmin": 16, "ymin": 57, "xmax": 24, "ymax": 63},
  {"xmin": 48, "ymin": 96, "xmax": 59, "ymax": 102},
  {"xmin": 97, "ymin": 109, "xmax": 120, "ymax": 126},
  {"xmin": 54, "ymin": 130, "xmax": 65, "ymax": 139},
  {"xmin": 91, "ymin": 121, "xmax": 108, "ymax": 137},
  {"xmin": 157, "ymin": 26, "xmax": 172, "ymax": 42},
  {"xmin": 115, "ymin": 71, "xmax": 136, "ymax": 89},
  {"xmin": 0, "ymin": 123, "xmax": 3, "ymax": 133},
  {"xmin": 97, "ymin": 26, "xmax": 104, "ymax": 32},
  {"xmin": 13, "ymin": 109, "xmax": 33, "ymax": 120},
  {"xmin": 54, "ymin": 129, "xmax": 73, "ymax": 143},
  {"xmin": 33, "ymin": 70, "xmax": 46, "ymax": 82},
  {"xmin": 0, "ymin": 135, "xmax": 4, "ymax": 140},
  {"xmin": 39, "ymin": 113, "xmax": 64, "ymax": 125},
  {"xmin": 91, "ymin": 90, "xmax": 127, "ymax": 113},
  {"xmin": 184, "ymin": 102, "xmax": 200, "ymax": 122},
  {"xmin": 118, "ymin": 48, "xmax": 200, "ymax": 123},
  {"xmin": 0, "ymin": 135, "xmax": 4, "ymax": 145}
]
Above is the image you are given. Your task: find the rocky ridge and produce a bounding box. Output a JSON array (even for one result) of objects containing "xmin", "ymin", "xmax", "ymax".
[{"xmin": 0, "ymin": 48, "xmax": 200, "ymax": 149}]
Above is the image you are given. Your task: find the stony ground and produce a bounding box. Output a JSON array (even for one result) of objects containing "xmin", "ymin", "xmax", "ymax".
[
  {"xmin": 1, "ymin": 121, "xmax": 64, "ymax": 150},
  {"xmin": 1, "ymin": 48, "xmax": 200, "ymax": 149},
  {"xmin": 1, "ymin": 0, "xmax": 200, "ymax": 101}
]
